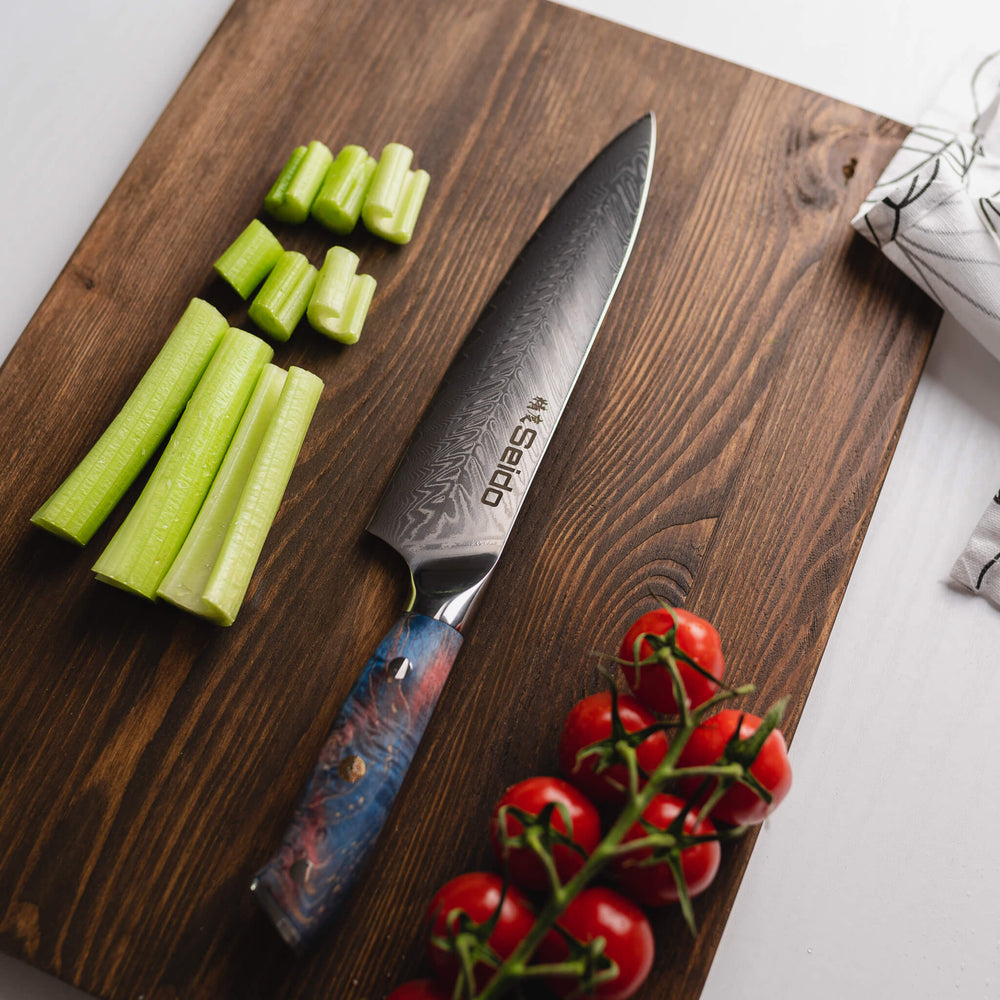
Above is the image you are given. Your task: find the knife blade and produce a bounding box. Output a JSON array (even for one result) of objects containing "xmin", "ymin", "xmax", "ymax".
[{"xmin": 250, "ymin": 112, "xmax": 655, "ymax": 951}]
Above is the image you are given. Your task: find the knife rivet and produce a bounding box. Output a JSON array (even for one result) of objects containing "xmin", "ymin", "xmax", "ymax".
[
  {"xmin": 338, "ymin": 754, "xmax": 366, "ymax": 782},
  {"xmin": 389, "ymin": 656, "xmax": 413, "ymax": 680}
]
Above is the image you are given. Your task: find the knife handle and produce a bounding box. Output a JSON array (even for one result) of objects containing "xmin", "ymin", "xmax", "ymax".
[{"xmin": 250, "ymin": 611, "xmax": 463, "ymax": 951}]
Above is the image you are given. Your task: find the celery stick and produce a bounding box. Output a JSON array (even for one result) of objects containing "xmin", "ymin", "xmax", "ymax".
[
  {"xmin": 248, "ymin": 251, "xmax": 317, "ymax": 342},
  {"xmin": 156, "ymin": 364, "xmax": 287, "ymax": 617},
  {"xmin": 306, "ymin": 246, "xmax": 357, "ymax": 329},
  {"xmin": 92, "ymin": 328, "xmax": 274, "ymax": 600},
  {"xmin": 306, "ymin": 247, "xmax": 376, "ymax": 343},
  {"xmin": 202, "ymin": 366, "xmax": 324, "ymax": 625},
  {"xmin": 361, "ymin": 143, "xmax": 430, "ymax": 244},
  {"xmin": 30, "ymin": 298, "xmax": 228, "ymax": 545},
  {"xmin": 333, "ymin": 273, "xmax": 377, "ymax": 345},
  {"xmin": 264, "ymin": 145, "xmax": 306, "ymax": 220},
  {"xmin": 214, "ymin": 219, "xmax": 284, "ymax": 299},
  {"xmin": 311, "ymin": 145, "xmax": 377, "ymax": 234},
  {"xmin": 265, "ymin": 141, "xmax": 333, "ymax": 224}
]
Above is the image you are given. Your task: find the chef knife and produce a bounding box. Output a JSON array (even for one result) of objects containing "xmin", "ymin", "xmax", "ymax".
[{"xmin": 251, "ymin": 112, "xmax": 655, "ymax": 951}]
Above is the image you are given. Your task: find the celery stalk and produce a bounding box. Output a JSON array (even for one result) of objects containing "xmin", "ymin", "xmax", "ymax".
[
  {"xmin": 247, "ymin": 251, "xmax": 317, "ymax": 342},
  {"xmin": 92, "ymin": 327, "xmax": 274, "ymax": 600},
  {"xmin": 201, "ymin": 366, "xmax": 324, "ymax": 625},
  {"xmin": 306, "ymin": 247, "xmax": 376, "ymax": 343},
  {"xmin": 30, "ymin": 298, "xmax": 228, "ymax": 545},
  {"xmin": 334, "ymin": 273, "xmax": 377, "ymax": 345},
  {"xmin": 361, "ymin": 143, "xmax": 430, "ymax": 244},
  {"xmin": 311, "ymin": 145, "xmax": 377, "ymax": 234},
  {"xmin": 214, "ymin": 219, "xmax": 284, "ymax": 299},
  {"xmin": 265, "ymin": 141, "xmax": 333, "ymax": 224},
  {"xmin": 264, "ymin": 145, "xmax": 306, "ymax": 220},
  {"xmin": 156, "ymin": 364, "xmax": 288, "ymax": 617}
]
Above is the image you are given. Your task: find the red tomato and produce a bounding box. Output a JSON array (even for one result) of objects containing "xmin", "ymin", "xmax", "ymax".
[
  {"xmin": 559, "ymin": 691, "xmax": 669, "ymax": 805},
  {"xmin": 385, "ymin": 980, "xmax": 450, "ymax": 1000},
  {"xmin": 538, "ymin": 887, "xmax": 655, "ymax": 1000},
  {"xmin": 425, "ymin": 872, "xmax": 535, "ymax": 990},
  {"xmin": 677, "ymin": 709, "xmax": 792, "ymax": 825},
  {"xmin": 619, "ymin": 607, "xmax": 724, "ymax": 714},
  {"xmin": 610, "ymin": 793, "xmax": 721, "ymax": 906},
  {"xmin": 490, "ymin": 776, "xmax": 602, "ymax": 891}
]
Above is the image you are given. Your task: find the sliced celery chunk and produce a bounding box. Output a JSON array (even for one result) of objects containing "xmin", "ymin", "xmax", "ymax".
[
  {"xmin": 306, "ymin": 246, "xmax": 376, "ymax": 343},
  {"xmin": 30, "ymin": 298, "xmax": 228, "ymax": 545},
  {"xmin": 214, "ymin": 219, "xmax": 284, "ymax": 299},
  {"xmin": 264, "ymin": 145, "xmax": 306, "ymax": 220},
  {"xmin": 156, "ymin": 363, "xmax": 288, "ymax": 618},
  {"xmin": 264, "ymin": 141, "xmax": 333, "ymax": 224},
  {"xmin": 201, "ymin": 366, "xmax": 324, "ymax": 625},
  {"xmin": 333, "ymin": 273, "xmax": 377, "ymax": 345},
  {"xmin": 311, "ymin": 145, "xmax": 377, "ymax": 234},
  {"xmin": 92, "ymin": 327, "xmax": 274, "ymax": 600},
  {"xmin": 248, "ymin": 251, "xmax": 318, "ymax": 342},
  {"xmin": 361, "ymin": 143, "xmax": 430, "ymax": 244}
]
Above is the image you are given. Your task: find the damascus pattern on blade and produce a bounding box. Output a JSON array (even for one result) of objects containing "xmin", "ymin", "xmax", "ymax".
[{"xmin": 368, "ymin": 116, "xmax": 653, "ymax": 573}]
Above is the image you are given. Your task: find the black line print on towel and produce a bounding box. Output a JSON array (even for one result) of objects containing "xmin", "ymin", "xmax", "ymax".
[{"xmin": 856, "ymin": 50, "xmax": 1000, "ymax": 325}]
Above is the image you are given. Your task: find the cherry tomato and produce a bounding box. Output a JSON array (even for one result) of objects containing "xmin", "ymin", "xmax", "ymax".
[
  {"xmin": 559, "ymin": 691, "xmax": 668, "ymax": 805},
  {"xmin": 619, "ymin": 607, "xmax": 724, "ymax": 714},
  {"xmin": 385, "ymin": 980, "xmax": 450, "ymax": 1000},
  {"xmin": 610, "ymin": 793, "xmax": 721, "ymax": 906},
  {"xmin": 677, "ymin": 708, "xmax": 792, "ymax": 825},
  {"xmin": 490, "ymin": 776, "xmax": 602, "ymax": 891},
  {"xmin": 424, "ymin": 872, "xmax": 535, "ymax": 990},
  {"xmin": 537, "ymin": 887, "xmax": 655, "ymax": 1000}
]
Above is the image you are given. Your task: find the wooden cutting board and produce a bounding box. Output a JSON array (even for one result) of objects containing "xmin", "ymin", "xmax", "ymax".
[{"xmin": 0, "ymin": 0, "xmax": 938, "ymax": 997}]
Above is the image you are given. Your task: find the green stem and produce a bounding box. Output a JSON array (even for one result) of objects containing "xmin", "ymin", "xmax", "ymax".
[{"xmin": 475, "ymin": 766, "xmax": 659, "ymax": 1000}]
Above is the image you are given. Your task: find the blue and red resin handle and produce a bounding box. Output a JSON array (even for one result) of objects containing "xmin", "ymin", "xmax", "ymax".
[{"xmin": 251, "ymin": 611, "xmax": 463, "ymax": 950}]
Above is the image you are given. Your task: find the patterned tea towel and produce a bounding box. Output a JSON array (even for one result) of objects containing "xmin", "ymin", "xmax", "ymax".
[
  {"xmin": 852, "ymin": 50, "xmax": 1000, "ymax": 604},
  {"xmin": 852, "ymin": 50, "xmax": 1000, "ymax": 351}
]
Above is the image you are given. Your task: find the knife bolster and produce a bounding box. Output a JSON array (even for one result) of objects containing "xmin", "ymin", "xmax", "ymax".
[{"xmin": 408, "ymin": 551, "xmax": 497, "ymax": 631}]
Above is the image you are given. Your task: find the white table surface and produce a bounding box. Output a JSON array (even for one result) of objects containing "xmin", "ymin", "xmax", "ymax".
[{"xmin": 3, "ymin": 2, "xmax": 999, "ymax": 998}]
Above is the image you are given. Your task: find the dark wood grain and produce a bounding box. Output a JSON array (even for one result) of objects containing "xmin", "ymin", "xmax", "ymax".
[{"xmin": 0, "ymin": 0, "xmax": 937, "ymax": 998}]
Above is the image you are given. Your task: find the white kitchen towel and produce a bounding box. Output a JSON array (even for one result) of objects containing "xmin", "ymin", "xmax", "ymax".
[
  {"xmin": 852, "ymin": 50, "xmax": 1000, "ymax": 606},
  {"xmin": 950, "ymin": 490, "xmax": 1000, "ymax": 602},
  {"xmin": 852, "ymin": 49, "xmax": 1000, "ymax": 357}
]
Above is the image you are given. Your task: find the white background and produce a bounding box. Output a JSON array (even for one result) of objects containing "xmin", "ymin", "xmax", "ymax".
[{"xmin": 3, "ymin": 2, "xmax": 1000, "ymax": 998}]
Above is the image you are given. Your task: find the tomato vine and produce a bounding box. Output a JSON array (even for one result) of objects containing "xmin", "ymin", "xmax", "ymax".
[{"xmin": 388, "ymin": 603, "xmax": 793, "ymax": 1000}]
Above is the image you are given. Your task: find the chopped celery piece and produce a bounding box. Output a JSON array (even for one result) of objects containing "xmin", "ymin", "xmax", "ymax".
[
  {"xmin": 30, "ymin": 298, "xmax": 228, "ymax": 545},
  {"xmin": 247, "ymin": 251, "xmax": 317, "ymax": 342},
  {"xmin": 156, "ymin": 363, "xmax": 288, "ymax": 618},
  {"xmin": 264, "ymin": 145, "xmax": 306, "ymax": 220},
  {"xmin": 306, "ymin": 246, "xmax": 376, "ymax": 343},
  {"xmin": 334, "ymin": 274, "xmax": 377, "ymax": 345},
  {"xmin": 214, "ymin": 219, "xmax": 284, "ymax": 299},
  {"xmin": 92, "ymin": 327, "xmax": 274, "ymax": 600},
  {"xmin": 361, "ymin": 143, "xmax": 430, "ymax": 244},
  {"xmin": 201, "ymin": 366, "xmax": 324, "ymax": 625},
  {"xmin": 308, "ymin": 247, "xmax": 359, "ymax": 329},
  {"xmin": 311, "ymin": 145, "xmax": 377, "ymax": 234},
  {"xmin": 264, "ymin": 141, "xmax": 333, "ymax": 224}
]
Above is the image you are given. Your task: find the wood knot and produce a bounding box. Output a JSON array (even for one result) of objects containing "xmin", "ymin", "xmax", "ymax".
[
  {"xmin": 338, "ymin": 754, "xmax": 366, "ymax": 782},
  {"xmin": 72, "ymin": 264, "xmax": 97, "ymax": 290}
]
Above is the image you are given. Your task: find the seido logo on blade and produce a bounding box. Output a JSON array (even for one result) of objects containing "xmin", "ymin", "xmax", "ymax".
[{"xmin": 481, "ymin": 397, "xmax": 548, "ymax": 507}]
